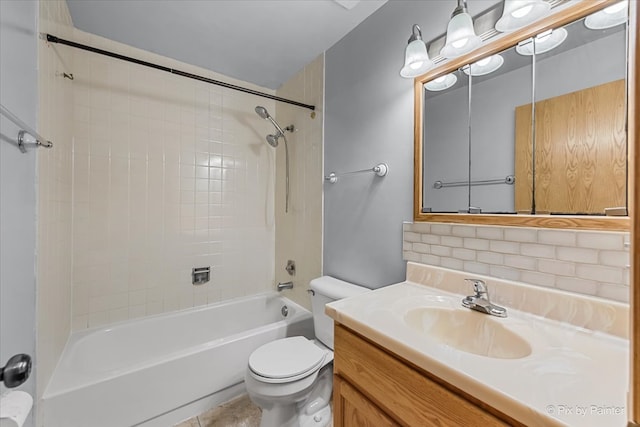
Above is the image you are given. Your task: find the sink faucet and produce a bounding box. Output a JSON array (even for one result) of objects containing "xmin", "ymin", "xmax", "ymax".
[
  {"xmin": 462, "ymin": 279, "xmax": 507, "ymax": 318},
  {"xmin": 277, "ymin": 281, "xmax": 294, "ymax": 291}
]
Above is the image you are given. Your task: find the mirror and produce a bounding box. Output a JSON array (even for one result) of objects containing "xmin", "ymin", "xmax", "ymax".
[
  {"xmin": 417, "ymin": 1, "xmax": 630, "ymax": 228},
  {"xmin": 521, "ymin": 17, "xmax": 627, "ymax": 215}
]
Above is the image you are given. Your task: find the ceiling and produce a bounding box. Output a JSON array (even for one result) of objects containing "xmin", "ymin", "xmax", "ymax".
[{"xmin": 66, "ymin": 0, "xmax": 388, "ymax": 90}]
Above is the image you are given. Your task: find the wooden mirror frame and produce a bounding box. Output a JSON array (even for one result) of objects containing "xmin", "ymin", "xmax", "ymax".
[{"xmin": 413, "ymin": 0, "xmax": 631, "ymax": 232}]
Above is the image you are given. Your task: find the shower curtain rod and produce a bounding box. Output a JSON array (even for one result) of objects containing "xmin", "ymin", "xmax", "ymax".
[{"xmin": 45, "ymin": 34, "xmax": 316, "ymax": 111}]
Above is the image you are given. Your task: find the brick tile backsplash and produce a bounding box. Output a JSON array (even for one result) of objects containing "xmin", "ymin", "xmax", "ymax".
[{"xmin": 403, "ymin": 222, "xmax": 629, "ymax": 303}]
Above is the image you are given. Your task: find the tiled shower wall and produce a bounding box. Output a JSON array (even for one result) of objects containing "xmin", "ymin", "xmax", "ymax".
[
  {"xmin": 69, "ymin": 31, "xmax": 277, "ymax": 330},
  {"xmin": 37, "ymin": 0, "xmax": 74, "ymax": 405},
  {"xmin": 403, "ymin": 222, "xmax": 629, "ymax": 303},
  {"xmin": 274, "ymin": 55, "xmax": 324, "ymax": 310}
]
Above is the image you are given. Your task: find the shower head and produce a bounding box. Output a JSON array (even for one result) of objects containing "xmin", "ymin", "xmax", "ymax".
[
  {"xmin": 255, "ymin": 105, "xmax": 286, "ymax": 136},
  {"xmin": 266, "ymin": 134, "xmax": 280, "ymax": 147},
  {"xmin": 255, "ymin": 106, "xmax": 270, "ymax": 120}
]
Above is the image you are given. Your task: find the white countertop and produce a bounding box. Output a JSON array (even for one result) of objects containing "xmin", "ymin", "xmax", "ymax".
[{"xmin": 326, "ymin": 280, "xmax": 629, "ymax": 427}]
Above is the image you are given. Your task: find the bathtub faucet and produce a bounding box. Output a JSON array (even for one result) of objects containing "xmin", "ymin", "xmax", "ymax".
[{"xmin": 277, "ymin": 281, "xmax": 294, "ymax": 291}]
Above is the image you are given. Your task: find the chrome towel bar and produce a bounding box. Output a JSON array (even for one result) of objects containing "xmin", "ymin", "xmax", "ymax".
[
  {"xmin": 434, "ymin": 174, "xmax": 514, "ymax": 189},
  {"xmin": 325, "ymin": 163, "xmax": 388, "ymax": 184},
  {"xmin": 1, "ymin": 103, "xmax": 53, "ymax": 153}
]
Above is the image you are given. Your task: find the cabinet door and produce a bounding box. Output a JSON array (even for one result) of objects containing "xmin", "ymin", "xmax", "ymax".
[{"xmin": 333, "ymin": 375, "xmax": 399, "ymax": 427}]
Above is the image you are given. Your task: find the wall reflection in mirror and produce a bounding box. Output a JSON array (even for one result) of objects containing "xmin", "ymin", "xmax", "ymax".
[{"xmin": 422, "ymin": 7, "xmax": 628, "ymax": 216}]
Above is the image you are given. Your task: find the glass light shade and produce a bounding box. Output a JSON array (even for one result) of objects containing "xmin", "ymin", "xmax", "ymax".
[
  {"xmin": 400, "ymin": 39, "xmax": 434, "ymax": 78},
  {"xmin": 495, "ymin": 0, "xmax": 551, "ymax": 32},
  {"xmin": 440, "ymin": 12, "xmax": 483, "ymax": 58},
  {"xmin": 425, "ymin": 73, "xmax": 458, "ymax": 91},
  {"xmin": 462, "ymin": 54, "xmax": 504, "ymax": 76},
  {"xmin": 516, "ymin": 28, "xmax": 567, "ymax": 56},
  {"xmin": 585, "ymin": 1, "xmax": 628, "ymax": 30}
]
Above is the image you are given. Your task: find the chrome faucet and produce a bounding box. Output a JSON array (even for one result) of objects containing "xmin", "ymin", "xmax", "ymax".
[
  {"xmin": 461, "ymin": 279, "xmax": 507, "ymax": 317},
  {"xmin": 277, "ymin": 281, "xmax": 294, "ymax": 291}
]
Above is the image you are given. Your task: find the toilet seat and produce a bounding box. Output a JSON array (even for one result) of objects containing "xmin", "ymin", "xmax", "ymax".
[{"xmin": 249, "ymin": 337, "xmax": 327, "ymax": 384}]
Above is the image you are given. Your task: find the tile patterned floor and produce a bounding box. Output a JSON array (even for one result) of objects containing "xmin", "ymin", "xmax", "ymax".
[
  {"xmin": 175, "ymin": 395, "xmax": 261, "ymax": 427},
  {"xmin": 174, "ymin": 394, "xmax": 333, "ymax": 427}
]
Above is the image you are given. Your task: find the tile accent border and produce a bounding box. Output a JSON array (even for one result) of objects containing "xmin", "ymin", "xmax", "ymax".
[{"xmin": 403, "ymin": 222, "xmax": 629, "ymax": 303}]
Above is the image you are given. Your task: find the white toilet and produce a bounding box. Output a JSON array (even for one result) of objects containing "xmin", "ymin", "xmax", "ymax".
[{"xmin": 244, "ymin": 276, "xmax": 369, "ymax": 427}]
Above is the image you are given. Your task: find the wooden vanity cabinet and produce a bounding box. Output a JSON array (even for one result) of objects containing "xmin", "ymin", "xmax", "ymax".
[{"xmin": 332, "ymin": 324, "xmax": 524, "ymax": 427}]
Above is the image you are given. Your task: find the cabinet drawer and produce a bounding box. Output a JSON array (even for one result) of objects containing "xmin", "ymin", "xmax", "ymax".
[{"xmin": 334, "ymin": 324, "xmax": 515, "ymax": 427}]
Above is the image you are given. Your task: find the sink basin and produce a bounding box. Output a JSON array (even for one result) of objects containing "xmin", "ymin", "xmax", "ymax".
[{"xmin": 404, "ymin": 307, "xmax": 532, "ymax": 359}]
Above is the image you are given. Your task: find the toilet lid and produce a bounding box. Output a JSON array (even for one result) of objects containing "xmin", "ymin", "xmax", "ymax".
[{"xmin": 249, "ymin": 337, "xmax": 326, "ymax": 381}]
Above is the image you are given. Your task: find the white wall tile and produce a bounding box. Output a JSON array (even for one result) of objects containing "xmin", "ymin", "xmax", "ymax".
[
  {"xmin": 504, "ymin": 254, "xmax": 537, "ymax": 271},
  {"xmin": 463, "ymin": 238, "xmax": 490, "ymax": 250},
  {"xmin": 538, "ymin": 259, "xmax": 575, "ymax": 277},
  {"xmin": 403, "ymin": 222, "xmax": 629, "ymax": 302},
  {"xmin": 557, "ymin": 247, "xmax": 599, "ymax": 264},
  {"xmin": 520, "ymin": 243, "xmax": 556, "ymax": 259},
  {"xmin": 441, "ymin": 236, "xmax": 463, "ymax": 247},
  {"xmin": 413, "ymin": 243, "xmax": 430, "ymax": 254},
  {"xmin": 577, "ymin": 232, "xmax": 624, "ymax": 250},
  {"xmin": 421, "ymin": 254, "xmax": 441, "ymax": 266},
  {"xmin": 489, "ymin": 240, "xmax": 521, "ymax": 254},
  {"xmin": 503, "ymin": 228, "xmax": 537, "ymax": 243},
  {"xmin": 477, "ymin": 251, "xmax": 504, "ymax": 265},
  {"xmin": 451, "ymin": 225, "xmax": 475, "ymax": 238},
  {"xmin": 599, "ymin": 250, "xmax": 629, "ymax": 268},
  {"xmin": 431, "ymin": 245, "xmax": 452, "ymax": 257},
  {"xmin": 538, "ymin": 230, "xmax": 577, "ymax": 246},
  {"xmin": 68, "ymin": 29, "xmax": 278, "ymax": 329},
  {"xmin": 452, "ymin": 248, "xmax": 475, "ymax": 261},
  {"xmin": 441, "ymin": 257, "xmax": 464, "ymax": 270},
  {"xmin": 575, "ymin": 264, "xmax": 624, "ymax": 284},
  {"xmin": 520, "ymin": 271, "xmax": 555, "ymax": 287},
  {"xmin": 476, "ymin": 226, "xmax": 503, "ymax": 240}
]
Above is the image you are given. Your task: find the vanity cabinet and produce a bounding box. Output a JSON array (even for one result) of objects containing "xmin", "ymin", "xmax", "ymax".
[{"xmin": 332, "ymin": 324, "xmax": 522, "ymax": 427}]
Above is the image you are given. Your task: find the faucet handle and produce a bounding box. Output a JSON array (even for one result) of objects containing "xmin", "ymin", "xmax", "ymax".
[{"xmin": 464, "ymin": 279, "xmax": 488, "ymax": 296}]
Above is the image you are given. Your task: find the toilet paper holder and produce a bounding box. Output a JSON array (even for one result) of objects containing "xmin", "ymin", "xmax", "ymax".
[{"xmin": 0, "ymin": 354, "xmax": 31, "ymax": 388}]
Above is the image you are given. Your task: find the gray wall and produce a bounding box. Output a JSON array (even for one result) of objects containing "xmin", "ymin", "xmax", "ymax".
[
  {"xmin": 0, "ymin": 0, "xmax": 38, "ymax": 424},
  {"xmin": 323, "ymin": 0, "xmax": 501, "ymax": 288}
]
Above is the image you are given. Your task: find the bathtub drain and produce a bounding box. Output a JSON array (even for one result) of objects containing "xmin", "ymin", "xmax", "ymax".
[{"xmin": 281, "ymin": 305, "xmax": 289, "ymax": 317}]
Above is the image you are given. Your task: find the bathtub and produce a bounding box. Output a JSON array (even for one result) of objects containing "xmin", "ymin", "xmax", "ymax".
[{"xmin": 42, "ymin": 292, "xmax": 313, "ymax": 427}]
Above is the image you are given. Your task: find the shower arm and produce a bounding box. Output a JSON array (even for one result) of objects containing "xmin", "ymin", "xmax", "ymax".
[{"xmin": 267, "ymin": 116, "xmax": 286, "ymax": 136}]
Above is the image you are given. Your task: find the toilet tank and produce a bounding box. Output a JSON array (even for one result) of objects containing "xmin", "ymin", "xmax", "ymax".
[{"xmin": 309, "ymin": 276, "xmax": 370, "ymax": 350}]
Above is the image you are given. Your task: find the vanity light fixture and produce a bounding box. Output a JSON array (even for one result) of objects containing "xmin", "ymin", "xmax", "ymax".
[
  {"xmin": 440, "ymin": 0, "xmax": 483, "ymax": 59},
  {"xmin": 462, "ymin": 54, "xmax": 504, "ymax": 76},
  {"xmin": 424, "ymin": 73, "xmax": 458, "ymax": 91},
  {"xmin": 585, "ymin": 0, "xmax": 628, "ymax": 30},
  {"xmin": 515, "ymin": 28, "xmax": 567, "ymax": 55},
  {"xmin": 400, "ymin": 24, "xmax": 434, "ymax": 78},
  {"xmin": 495, "ymin": 0, "xmax": 551, "ymax": 33}
]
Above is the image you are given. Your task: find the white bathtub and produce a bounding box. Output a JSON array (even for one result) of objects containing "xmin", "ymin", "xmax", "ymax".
[{"xmin": 42, "ymin": 292, "xmax": 313, "ymax": 427}]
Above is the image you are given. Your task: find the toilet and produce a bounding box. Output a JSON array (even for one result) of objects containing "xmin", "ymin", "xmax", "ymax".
[{"xmin": 244, "ymin": 276, "xmax": 369, "ymax": 427}]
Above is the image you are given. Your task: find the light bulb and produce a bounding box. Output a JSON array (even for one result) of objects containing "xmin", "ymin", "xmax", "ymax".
[
  {"xmin": 476, "ymin": 57, "xmax": 492, "ymax": 67},
  {"xmin": 452, "ymin": 38, "xmax": 469, "ymax": 49},
  {"xmin": 604, "ymin": 2, "xmax": 627, "ymax": 14},
  {"xmin": 425, "ymin": 73, "xmax": 458, "ymax": 91},
  {"xmin": 585, "ymin": 1, "xmax": 628, "ymax": 30},
  {"xmin": 410, "ymin": 61, "xmax": 424, "ymax": 70},
  {"xmin": 495, "ymin": 0, "xmax": 551, "ymax": 33},
  {"xmin": 511, "ymin": 4, "xmax": 533, "ymax": 18}
]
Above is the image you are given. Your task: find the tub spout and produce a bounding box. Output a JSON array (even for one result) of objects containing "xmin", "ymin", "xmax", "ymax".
[{"xmin": 277, "ymin": 281, "xmax": 293, "ymax": 291}]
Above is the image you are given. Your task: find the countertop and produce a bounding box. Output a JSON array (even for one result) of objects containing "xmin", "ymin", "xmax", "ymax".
[{"xmin": 326, "ymin": 266, "xmax": 629, "ymax": 427}]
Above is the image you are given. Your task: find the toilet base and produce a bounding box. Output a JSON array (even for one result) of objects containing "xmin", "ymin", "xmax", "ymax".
[{"xmin": 250, "ymin": 366, "xmax": 333, "ymax": 427}]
